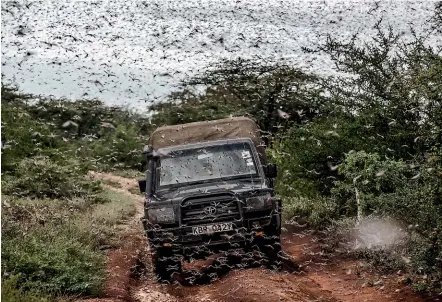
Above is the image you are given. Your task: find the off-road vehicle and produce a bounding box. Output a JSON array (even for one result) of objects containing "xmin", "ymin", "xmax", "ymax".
[{"xmin": 139, "ymin": 117, "xmax": 281, "ymax": 281}]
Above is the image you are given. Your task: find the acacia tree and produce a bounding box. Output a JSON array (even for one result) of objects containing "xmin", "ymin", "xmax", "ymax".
[
  {"xmin": 433, "ymin": 1, "xmax": 442, "ymax": 33},
  {"xmin": 303, "ymin": 20, "xmax": 442, "ymax": 160},
  {"xmin": 272, "ymin": 18, "xmax": 441, "ymax": 201},
  {"xmin": 149, "ymin": 58, "xmax": 327, "ymax": 139}
]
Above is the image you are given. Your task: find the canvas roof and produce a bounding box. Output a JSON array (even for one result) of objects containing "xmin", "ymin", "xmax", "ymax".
[{"xmin": 149, "ymin": 117, "xmax": 263, "ymax": 150}]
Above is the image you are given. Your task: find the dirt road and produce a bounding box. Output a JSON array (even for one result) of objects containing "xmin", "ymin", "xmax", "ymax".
[{"xmin": 89, "ymin": 172, "xmax": 431, "ymax": 302}]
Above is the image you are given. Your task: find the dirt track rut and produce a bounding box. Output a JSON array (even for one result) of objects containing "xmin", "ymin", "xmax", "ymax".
[{"xmin": 89, "ymin": 172, "xmax": 429, "ymax": 302}]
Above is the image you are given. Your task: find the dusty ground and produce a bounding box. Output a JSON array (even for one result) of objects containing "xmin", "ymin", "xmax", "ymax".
[{"xmin": 87, "ymin": 172, "xmax": 437, "ymax": 302}]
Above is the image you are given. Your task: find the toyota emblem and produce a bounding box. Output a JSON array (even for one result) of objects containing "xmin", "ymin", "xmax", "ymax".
[{"xmin": 203, "ymin": 206, "xmax": 217, "ymax": 215}]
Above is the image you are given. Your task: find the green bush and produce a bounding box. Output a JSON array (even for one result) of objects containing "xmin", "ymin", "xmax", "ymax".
[
  {"xmin": 328, "ymin": 151, "xmax": 442, "ymax": 293},
  {"xmin": 1, "ymin": 190, "xmax": 136, "ymax": 298},
  {"xmin": 269, "ymin": 114, "xmax": 373, "ymax": 198},
  {"xmin": 2, "ymin": 229, "xmax": 104, "ymax": 296},
  {"xmin": 332, "ymin": 151, "xmax": 442, "ymax": 229},
  {"xmin": 85, "ymin": 124, "xmax": 144, "ymax": 171},
  {"xmin": 2, "ymin": 156, "xmax": 102, "ymax": 200},
  {"xmin": 1, "ymin": 201, "xmax": 105, "ymax": 296},
  {"xmin": 282, "ymin": 195, "xmax": 339, "ymax": 228},
  {"xmin": 149, "ymin": 58, "xmax": 326, "ymax": 134},
  {"xmin": 1, "ymin": 275, "xmax": 50, "ymax": 302},
  {"xmin": 1, "ymin": 87, "xmax": 143, "ymax": 299},
  {"xmin": 1, "ymin": 101, "xmax": 65, "ymax": 173},
  {"xmin": 1, "ymin": 86, "xmax": 148, "ymax": 174}
]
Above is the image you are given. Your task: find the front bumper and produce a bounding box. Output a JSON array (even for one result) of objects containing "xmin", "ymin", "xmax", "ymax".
[{"xmin": 144, "ymin": 209, "xmax": 281, "ymax": 250}]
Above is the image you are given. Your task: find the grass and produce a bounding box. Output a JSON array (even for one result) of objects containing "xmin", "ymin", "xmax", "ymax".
[
  {"xmin": 101, "ymin": 179, "xmax": 123, "ymax": 188},
  {"xmin": 111, "ymin": 169, "xmax": 144, "ymax": 179},
  {"xmin": 282, "ymin": 195, "xmax": 339, "ymax": 228},
  {"xmin": 1, "ymin": 189, "xmax": 137, "ymax": 300},
  {"xmin": 128, "ymin": 186, "xmax": 144, "ymax": 196},
  {"xmin": 1, "ymin": 276, "xmax": 51, "ymax": 302}
]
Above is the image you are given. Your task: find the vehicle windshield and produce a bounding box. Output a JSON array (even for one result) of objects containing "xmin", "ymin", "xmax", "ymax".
[{"xmin": 157, "ymin": 142, "xmax": 259, "ymax": 188}]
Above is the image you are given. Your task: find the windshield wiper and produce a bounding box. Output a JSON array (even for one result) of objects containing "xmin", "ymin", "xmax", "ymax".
[
  {"xmin": 158, "ymin": 175, "xmax": 260, "ymax": 192},
  {"xmin": 220, "ymin": 175, "xmax": 260, "ymax": 182},
  {"xmin": 237, "ymin": 177, "xmax": 261, "ymax": 182},
  {"xmin": 157, "ymin": 179, "xmax": 213, "ymax": 192}
]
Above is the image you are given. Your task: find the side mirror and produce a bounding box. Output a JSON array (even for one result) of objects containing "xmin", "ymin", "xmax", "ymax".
[
  {"xmin": 138, "ymin": 179, "xmax": 146, "ymax": 193},
  {"xmin": 266, "ymin": 163, "xmax": 277, "ymax": 178},
  {"xmin": 143, "ymin": 145, "xmax": 154, "ymax": 160}
]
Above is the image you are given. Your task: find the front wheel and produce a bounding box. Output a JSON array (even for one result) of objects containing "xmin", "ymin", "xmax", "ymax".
[
  {"xmin": 265, "ymin": 236, "xmax": 282, "ymax": 269},
  {"xmin": 251, "ymin": 234, "xmax": 282, "ymax": 270},
  {"xmin": 152, "ymin": 247, "xmax": 182, "ymax": 283}
]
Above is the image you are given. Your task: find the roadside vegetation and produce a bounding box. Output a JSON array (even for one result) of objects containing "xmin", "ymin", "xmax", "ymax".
[
  {"xmin": 1, "ymin": 4, "xmax": 441, "ymax": 301},
  {"xmin": 1, "ymin": 89, "xmax": 144, "ymax": 300}
]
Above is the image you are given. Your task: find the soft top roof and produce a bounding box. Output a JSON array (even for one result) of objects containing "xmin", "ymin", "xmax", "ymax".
[{"xmin": 149, "ymin": 117, "xmax": 263, "ymax": 150}]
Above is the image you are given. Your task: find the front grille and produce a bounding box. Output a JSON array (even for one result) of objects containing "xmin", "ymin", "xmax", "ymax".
[{"xmin": 181, "ymin": 194, "xmax": 241, "ymax": 226}]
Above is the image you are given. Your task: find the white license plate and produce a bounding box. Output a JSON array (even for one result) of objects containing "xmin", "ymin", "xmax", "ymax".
[{"xmin": 192, "ymin": 222, "xmax": 233, "ymax": 235}]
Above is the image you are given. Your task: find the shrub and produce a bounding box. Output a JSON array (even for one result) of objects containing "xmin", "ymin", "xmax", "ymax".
[
  {"xmin": 1, "ymin": 190, "xmax": 136, "ymax": 298},
  {"xmin": 332, "ymin": 151, "xmax": 442, "ymax": 230},
  {"xmin": 1, "ymin": 275, "xmax": 50, "ymax": 302},
  {"xmin": 2, "ymin": 230, "xmax": 104, "ymax": 296},
  {"xmin": 282, "ymin": 195, "xmax": 339, "ymax": 228},
  {"xmin": 1, "ymin": 86, "xmax": 148, "ymax": 175},
  {"xmin": 329, "ymin": 151, "xmax": 442, "ymax": 293},
  {"xmin": 269, "ymin": 114, "xmax": 370, "ymax": 198},
  {"xmin": 2, "ymin": 156, "xmax": 102, "ymax": 200},
  {"xmin": 1, "ymin": 201, "xmax": 105, "ymax": 296},
  {"xmin": 149, "ymin": 59, "xmax": 326, "ymax": 134},
  {"xmin": 1, "ymin": 101, "xmax": 64, "ymax": 173},
  {"xmin": 85, "ymin": 124, "xmax": 144, "ymax": 171}
]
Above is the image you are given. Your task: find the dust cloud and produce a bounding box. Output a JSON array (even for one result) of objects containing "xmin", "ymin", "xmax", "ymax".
[{"xmin": 351, "ymin": 217, "xmax": 407, "ymax": 250}]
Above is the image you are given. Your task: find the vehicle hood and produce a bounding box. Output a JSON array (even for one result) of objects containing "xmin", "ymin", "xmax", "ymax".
[{"xmin": 155, "ymin": 180, "xmax": 266, "ymax": 201}]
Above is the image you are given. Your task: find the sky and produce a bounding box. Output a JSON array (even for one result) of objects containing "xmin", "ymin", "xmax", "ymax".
[{"xmin": 1, "ymin": 0, "xmax": 441, "ymax": 108}]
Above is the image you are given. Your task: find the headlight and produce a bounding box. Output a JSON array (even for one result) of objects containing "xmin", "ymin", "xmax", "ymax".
[
  {"xmin": 245, "ymin": 193, "xmax": 272, "ymax": 211},
  {"xmin": 147, "ymin": 207, "xmax": 175, "ymax": 223}
]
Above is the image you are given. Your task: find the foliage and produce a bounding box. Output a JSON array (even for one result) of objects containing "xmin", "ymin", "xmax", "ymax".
[
  {"xmin": 25, "ymin": 97, "xmax": 150, "ymax": 139},
  {"xmin": 328, "ymin": 151, "xmax": 441, "ymax": 293},
  {"xmin": 83, "ymin": 123, "xmax": 145, "ymax": 171},
  {"xmin": 2, "ymin": 201, "xmax": 104, "ymax": 296},
  {"xmin": 432, "ymin": 1, "xmax": 442, "ymax": 33},
  {"xmin": 2, "ymin": 228, "xmax": 104, "ymax": 295},
  {"xmin": 1, "ymin": 86, "xmax": 144, "ymax": 299},
  {"xmin": 1, "ymin": 86, "xmax": 148, "ymax": 173},
  {"xmin": 270, "ymin": 114, "xmax": 370, "ymax": 197},
  {"xmin": 1, "ymin": 96, "xmax": 66, "ymax": 173},
  {"xmin": 1, "ymin": 190, "xmax": 136, "ymax": 297},
  {"xmin": 337, "ymin": 151, "xmax": 440, "ymax": 224},
  {"xmin": 149, "ymin": 58, "xmax": 328, "ymax": 139},
  {"xmin": 1, "ymin": 275, "xmax": 50, "ymax": 302},
  {"xmin": 282, "ymin": 195, "xmax": 339, "ymax": 228},
  {"xmin": 307, "ymin": 22, "xmax": 441, "ymax": 160},
  {"xmin": 331, "ymin": 151, "xmax": 410, "ymax": 217},
  {"xmin": 2, "ymin": 156, "xmax": 102, "ymax": 200}
]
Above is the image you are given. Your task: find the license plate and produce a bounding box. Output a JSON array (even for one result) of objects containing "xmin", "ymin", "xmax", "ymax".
[{"xmin": 192, "ymin": 222, "xmax": 233, "ymax": 235}]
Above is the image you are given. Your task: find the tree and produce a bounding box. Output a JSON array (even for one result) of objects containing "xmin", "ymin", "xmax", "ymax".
[
  {"xmin": 432, "ymin": 1, "xmax": 442, "ymax": 33},
  {"xmin": 304, "ymin": 21, "xmax": 441, "ymax": 160},
  {"xmin": 149, "ymin": 58, "xmax": 328, "ymax": 140}
]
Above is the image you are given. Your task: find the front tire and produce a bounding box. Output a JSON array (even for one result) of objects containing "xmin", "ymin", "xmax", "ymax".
[
  {"xmin": 251, "ymin": 233, "xmax": 282, "ymax": 270},
  {"xmin": 264, "ymin": 236, "xmax": 282, "ymax": 269},
  {"xmin": 152, "ymin": 247, "xmax": 182, "ymax": 282}
]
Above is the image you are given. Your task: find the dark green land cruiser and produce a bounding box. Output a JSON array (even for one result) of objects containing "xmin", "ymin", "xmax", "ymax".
[{"xmin": 139, "ymin": 117, "xmax": 281, "ymax": 281}]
